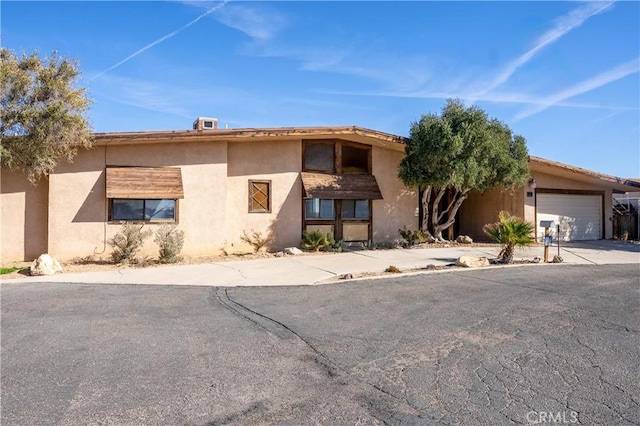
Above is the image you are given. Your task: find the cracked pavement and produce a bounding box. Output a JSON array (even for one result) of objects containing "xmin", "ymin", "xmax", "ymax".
[{"xmin": 2, "ymin": 264, "xmax": 638, "ymax": 425}]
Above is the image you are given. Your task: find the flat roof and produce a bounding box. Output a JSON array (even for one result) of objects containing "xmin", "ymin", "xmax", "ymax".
[
  {"xmin": 93, "ymin": 125, "xmax": 409, "ymax": 151},
  {"xmin": 90, "ymin": 125, "xmax": 638, "ymax": 192}
]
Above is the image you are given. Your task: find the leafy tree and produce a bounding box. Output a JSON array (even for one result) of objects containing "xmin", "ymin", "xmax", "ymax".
[
  {"xmin": 398, "ymin": 99, "xmax": 529, "ymax": 241},
  {"xmin": 1, "ymin": 48, "xmax": 92, "ymax": 183},
  {"xmin": 483, "ymin": 211, "xmax": 535, "ymax": 264}
]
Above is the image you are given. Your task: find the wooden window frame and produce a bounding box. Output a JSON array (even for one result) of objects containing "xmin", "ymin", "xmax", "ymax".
[
  {"xmin": 249, "ymin": 180, "xmax": 272, "ymax": 213},
  {"xmin": 340, "ymin": 141, "xmax": 372, "ymax": 175},
  {"xmin": 108, "ymin": 198, "xmax": 178, "ymax": 223},
  {"xmin": 303, "ymin": 141, "xmax": 336, "ymax": 173},
  {"xmin": 303, "ymin": 140, "xmax": 372, "ymax": 176}
]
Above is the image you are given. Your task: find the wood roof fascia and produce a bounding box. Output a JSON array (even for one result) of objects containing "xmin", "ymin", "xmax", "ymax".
[
  {"xmin": 91, "ymin": 126, "xmax": 408, "ymax": 150},
  {"xmin": 529, "ymin": 156, "xmax": 640, "ymax": 192}
]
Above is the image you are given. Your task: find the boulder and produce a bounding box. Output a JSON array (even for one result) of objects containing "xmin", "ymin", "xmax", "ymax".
[
  {"xmin": 455, "ymin": 256, "xmax": 489, "ymax": 268},
  {"xmin": 456, "ymin": 235, "xmax": 473, "ymax": 244},
  {"xmin": 30, "ymin": 254, "xmax": 62, "ymax": 276},
  {"xmin": 284, "ymin": 247, "xmax": 303, "ymax": 255}
]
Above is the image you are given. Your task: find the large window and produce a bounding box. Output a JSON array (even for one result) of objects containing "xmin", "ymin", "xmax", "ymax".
[
  {"xmin": 249, "ymin": 180, "xmax": 271, "ymax": 213},
  {"xmin": 341, "ymin": 199, "xmax": 370, "ymax": 219},
  {"xmin": 110, "ymin": 199, "xmax": 176, "ymax": 221},
  {"xmin": 305, "ymin": 198, "xmax": 335, "ymax": 219},
  {"xmin": 304, "ymin": 142, "xmax": 335, "ymax": 173}
]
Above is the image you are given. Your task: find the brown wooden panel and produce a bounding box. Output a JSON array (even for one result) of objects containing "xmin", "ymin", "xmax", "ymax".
[
  {"xmin": 301, "ymin": 172, "xmax": 383, "ymax": 200},
  {"xmin": 106, "ymin": 167, "xmax": 184, "ymax": 199}
]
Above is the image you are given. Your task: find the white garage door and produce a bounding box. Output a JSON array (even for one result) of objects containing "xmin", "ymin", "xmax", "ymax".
[{"xmin": 536, "ymin": 193, "xmax": 602, "ymax": 241}]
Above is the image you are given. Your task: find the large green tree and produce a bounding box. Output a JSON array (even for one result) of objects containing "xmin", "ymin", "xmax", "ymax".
[
  {"xmin": 399, "ymin": 99, "xmax": 530, "ymax": 241},
  {"xmin": 1, "ymin": 48, "xmax": 93, "ymax": 183}
]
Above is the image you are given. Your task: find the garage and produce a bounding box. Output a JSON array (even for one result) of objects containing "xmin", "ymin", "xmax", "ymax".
[{"xmin": 536, "ymin": 192, "xmax": 603, "ymax": 241}]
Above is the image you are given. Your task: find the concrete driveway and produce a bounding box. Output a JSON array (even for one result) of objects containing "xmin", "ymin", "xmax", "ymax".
[{"xmin": 1, "ymin": 264, "xmax": 638, "ymax": 425}]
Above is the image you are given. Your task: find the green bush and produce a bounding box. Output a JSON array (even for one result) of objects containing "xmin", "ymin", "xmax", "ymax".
[
  {"xmin": 154, "ymin": 224, "xmax": 185, "ymax": 263},
  {"xmin": 398, "ymin": 226, "xmax": 429, "ymax": 245},
  {"xmin": 108, "ymin": 222, "xmax": 152, "ymax": 264},
  {"xmin": 483, "ymin": 211, "xmax": 534, "ymax": 264},
  {"xmin": 301, "ymin": 230, "xmax": 332, "ymax": 252},
  {"xmin": 323, "ymin": 237, "xmax": 345, "ymax": 253}
]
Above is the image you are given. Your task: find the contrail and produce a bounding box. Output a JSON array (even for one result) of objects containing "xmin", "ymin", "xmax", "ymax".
[
  {"xmin": 513, "ymin": 56, "xmax": 640, "ymax": 121},
  {"xmin": 470, "ymin": 1, "xmax": 615, "ymax": 100},
  {"xmin": 89, "ymin": 1, "xmax": 228, "ymax": 81}
]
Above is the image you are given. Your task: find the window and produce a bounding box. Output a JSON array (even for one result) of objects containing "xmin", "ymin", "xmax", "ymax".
[
  {"xmin": 110, "ymin": 199, "xmax": 176, "ymax": 221},
  {"xmin": 304, "ymin": 142, "xmax": 335, "ymax": 172},
  {"xmin": 305, "ymin": 198, "xmax": 335, "ymax": 219},
  {"xmin": 249, "ymin": 180, "xmax": 271, "ymax": 213},
  {"xmin": 342, "ymin": 144, "xmax": 369, "ymax": 174},
  {"xmin": 341, "ymin": 199, "xmax": 370, "ymax": 219}
]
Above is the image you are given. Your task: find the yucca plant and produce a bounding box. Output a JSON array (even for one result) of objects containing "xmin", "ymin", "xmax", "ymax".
[
  {"xmin": 483, "ymin": 211, "xmax": 535, "ymax": 264},
  {"xmin": 301, "ymin": 230, "xmax": 331, "ymax": 252}
]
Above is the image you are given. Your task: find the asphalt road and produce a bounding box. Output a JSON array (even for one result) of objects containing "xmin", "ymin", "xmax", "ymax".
[{"xmin": 1, "ymin": 264, "xmax": 638, "ymax": 425}]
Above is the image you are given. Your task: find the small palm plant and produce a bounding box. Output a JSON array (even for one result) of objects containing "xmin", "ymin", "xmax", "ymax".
[
  {"xmin": 301, "ymin": 230, "xmax": 331, "ymax": 252},
  {"xmin": 483, "ymin": 211, "xmax": 535, "ymax": 264}
]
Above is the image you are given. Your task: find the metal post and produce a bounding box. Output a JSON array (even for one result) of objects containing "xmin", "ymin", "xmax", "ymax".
[
  {"xmin": 557, "ymin": 224, "xmax": 560, "ymax": 258},
  {"xmin": 544, "ymin": 227, "xmax": 550, "ymax": 263}
]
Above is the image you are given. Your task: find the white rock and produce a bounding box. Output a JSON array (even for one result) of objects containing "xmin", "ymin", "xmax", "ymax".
[
  {"xmin": 284, "ymin": 247, "xmax": 303, "ymax": 255},
  {"xmin": 456, "ymin": 235, "xmax": 473, "ymax": 244},
  {"xmin": 455, "ymin": 256, "xmax": 489, "ymax": 268},
  {"xmin": 30, "ymin": 254, "xmax": 63, "ymax": 276}
]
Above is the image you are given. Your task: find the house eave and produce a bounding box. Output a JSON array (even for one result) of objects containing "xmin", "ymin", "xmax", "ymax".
[
  {"xmin": 530, "ymin": 156, "xmax": 640, "ymax": 193},
  {"xmin": 92, "ymin": 126, "xmax": 408, "ymax": 151}
]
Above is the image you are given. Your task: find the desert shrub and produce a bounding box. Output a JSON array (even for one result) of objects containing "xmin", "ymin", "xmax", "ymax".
[
  {"xmin": 240, "ymin": 229, "xmax": 272, "ymax": 253},
  {"xmin": 108, "ymin": 222, "xmax": 152, "ymax": 264},
  {"xmin": 322, "ymin": 236, "xmax": 345, "ymax": 253},
  {"xmin": 385, "ymin": 265, "xmax": 401, "ymax": 273},
  {"xmin": 398, "ymin": 226, "xmax": 429, "ymax": 246},
  {"xmin": 301, "ymin": 230, "xmax": 331, "ymax": 251},
  {"xmin": 372, "ymin": 241, "xmax": 400, "ymax": 250},
  {"xmin": 483, "ymin": 211, "xmax": 534, "ymax": 264},
  {"xmin": 154, "ymin": 224, "xmax": 185, "ymax": 263}
]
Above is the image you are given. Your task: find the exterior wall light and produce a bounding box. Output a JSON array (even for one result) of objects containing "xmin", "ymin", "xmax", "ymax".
[{"xmin": 528, "ymin": 178, "xmax": 537, "ymax": 189}]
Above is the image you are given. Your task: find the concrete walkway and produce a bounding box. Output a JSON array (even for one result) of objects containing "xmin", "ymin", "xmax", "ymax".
[{"xmin": 2, "ymin": 241, "xmax": 638, "ymax": 287}]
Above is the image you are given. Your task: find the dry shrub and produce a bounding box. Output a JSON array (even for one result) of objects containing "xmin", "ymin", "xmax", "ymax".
[{"xmin": 154, "ymin": 224, "xmax": 185, "ymax": 263}]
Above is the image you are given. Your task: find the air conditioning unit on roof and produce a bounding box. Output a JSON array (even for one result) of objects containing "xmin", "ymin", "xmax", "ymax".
[{"xmin": 193, "ymin": 117, "xmax": 218, "ymax": 130}]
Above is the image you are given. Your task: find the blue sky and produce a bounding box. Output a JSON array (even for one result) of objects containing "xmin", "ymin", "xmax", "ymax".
[{"xmin": 3, "ymin": 1, "xmax": 639, "ymax": 178}]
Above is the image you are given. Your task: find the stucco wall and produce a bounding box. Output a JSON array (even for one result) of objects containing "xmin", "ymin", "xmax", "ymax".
[
  {"xmin": 1, "ymin": 169, "xmax": 49, "ymax": 262},
  {"xmin": 458, "ymin": 187, "xmax": 525, "ymax": 242},
  {"xmin": 47, "ymin": 141, "xmax": 229, "ymax": 261},
  {"xmin": 225, "ymin": 140, "xmax": 302, "ymax": 252},
  {"xmin": 371, "ymin": 147, "xmax": 418, "ymax": 242}
]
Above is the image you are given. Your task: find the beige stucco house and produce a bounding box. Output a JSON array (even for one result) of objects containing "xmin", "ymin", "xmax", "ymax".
[
  {"xmin": 2, "ymin": 119, "xmax": 638, "ymax": 262},
  {"xmin": 1, "ymin": 121, "xmax": 418, "ymax": 262}
]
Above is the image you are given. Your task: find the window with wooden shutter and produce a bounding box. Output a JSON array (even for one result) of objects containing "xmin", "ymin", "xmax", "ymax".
[{"xmin": 249, "ymin": 180, "xmax": 271, "ymax": 213}]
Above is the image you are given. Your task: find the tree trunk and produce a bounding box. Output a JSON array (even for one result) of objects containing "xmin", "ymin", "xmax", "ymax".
[
  {"xmin": 431, "ymin": 188, "xmax": 447, "ymax": 241},
  {"xmin": 420, "ymin": 186, "xmax": 435, "ymax": 240},
  {"xmin": 500, "ymin": 244, "xmax": 514, "ymax": 264},
  {"xmin": 432, "ymin": 188, "xmax": 470, "ymax": 241}
]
